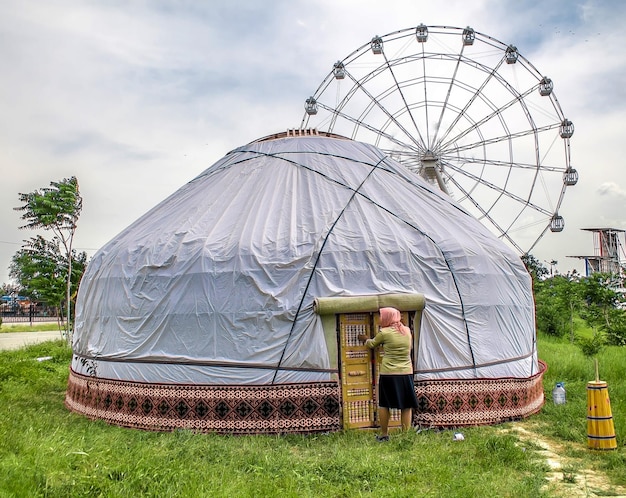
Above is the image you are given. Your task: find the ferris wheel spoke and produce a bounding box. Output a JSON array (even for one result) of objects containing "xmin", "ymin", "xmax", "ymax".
[
  {"xmin": 445, "ymin": 155, "xmax": 566, "ymax": 173},
  {"xmin": 443, "ymin": 173, "xmax": 524, "ymax": 253},
  {"xmin": 378, "ymin": 147, "xmax": 421, "ymax": 164},
  {"xmin": 319, "ymin": 64, "xmax": 394, "ymax": 131},
  {"xmin": 441, "ymin": 160, "xmax": 553, "ymax": 216},
  {"xmin": 341, "ymin": 70, "xmax": 426, "ymax": 151},
  {"xmin": 551, "ymin": 181, "xmax": 568, "ymax": 215},
  {"xmin": 525, "ymin": 224, "xmax": 552, "ymax": 254},
  {"xmin": 380, "ymin": 52, "xmax": 427, "ymax": 145},
  {"xmin": 439, "ymin": 85, "xmax": 540, "ymax": 151},
  {"xmin": 323, "ymin": 64, "xmax": 414, "ymax": 141},
  {"xmin": 446, "ymin": 122, "xmax": 561, "ymax": 155},
  {"xmin": 435, "ymin": 58, "xmax": 506, "ymax": 147},
  {"xmin": 316, "ymin": 101, "xmax": 423, "ymax": 154},
  {"xmin": 419, "ymin": 46, "xmax": 432, "ymax": 146},
  {"xmin": 431, "ymin": 45, "xmax": 467, "ymax": 147}
]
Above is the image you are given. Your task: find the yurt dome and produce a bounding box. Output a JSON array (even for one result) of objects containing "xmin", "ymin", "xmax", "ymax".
[{"xmin": 66, "ymin": 131, "xmax": 545, "ymax": 434}]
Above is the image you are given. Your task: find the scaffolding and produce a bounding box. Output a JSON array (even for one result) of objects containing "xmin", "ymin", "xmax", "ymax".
[{"xmin": 569, "ymin": 228, "xmax": 626, "ymax": 277}]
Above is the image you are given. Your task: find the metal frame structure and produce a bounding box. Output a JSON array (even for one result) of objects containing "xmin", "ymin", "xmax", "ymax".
[
  {"xmin": 301, "ymin": 25, "xmax": 577, "ymax": 254},
  {"xmin": 569, "ymin": 228, "xmax": 626, "ymax": 277}
]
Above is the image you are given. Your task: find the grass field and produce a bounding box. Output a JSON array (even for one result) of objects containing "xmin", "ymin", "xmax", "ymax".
[
  {"xmin": 0, "ymin": 335, "xmax": 624, "ymax": 497},
  {"xmin": 0, "ymin": 322, "xmax": 61, "ymax": 333}
]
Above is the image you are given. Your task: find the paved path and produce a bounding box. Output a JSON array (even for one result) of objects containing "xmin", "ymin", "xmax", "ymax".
[{"xmin": 0, "ymin": 331, "xmax": 65, "ymax": 351}]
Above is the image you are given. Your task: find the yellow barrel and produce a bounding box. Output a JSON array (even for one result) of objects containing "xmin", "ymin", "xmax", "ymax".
[{"xmin": 587, "ymin": 381, "xmax": 617, "ymax": 450}]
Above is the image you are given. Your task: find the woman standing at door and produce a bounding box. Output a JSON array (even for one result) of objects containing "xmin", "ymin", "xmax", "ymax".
[{"xmin": 359, "ymin": 307, "xmax": 418, "ymax": 441}]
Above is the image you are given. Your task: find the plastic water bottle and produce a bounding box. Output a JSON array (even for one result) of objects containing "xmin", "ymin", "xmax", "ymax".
[{"xmin": 552, "ymin": 382, "xmax": 566, "ymax": 405}]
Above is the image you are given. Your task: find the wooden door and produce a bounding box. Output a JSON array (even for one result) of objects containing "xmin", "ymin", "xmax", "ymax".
[{"xmin": 339, "ymin": 313, "xmax": 375, "ymax": 429}]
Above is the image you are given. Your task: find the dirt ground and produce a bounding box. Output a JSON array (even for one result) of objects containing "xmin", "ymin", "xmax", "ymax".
[
  {"xmin": 0, "ymin": 330, "xmax": 63, "ymax": 350},
  {"xmin": 505, "ymin": 424, "xmax": 625, "ymax": 497}
]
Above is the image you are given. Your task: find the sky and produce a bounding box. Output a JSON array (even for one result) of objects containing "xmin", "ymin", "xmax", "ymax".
[{"xmin": 1, "ymin": 0, "xmax": 625, "ymax": 284}]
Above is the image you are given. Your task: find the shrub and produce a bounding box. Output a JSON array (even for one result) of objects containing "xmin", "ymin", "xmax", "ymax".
[
  {"xmin": 576, "ymin": 331, "xmax": 605, "ymax": 357},
  {"xmin": 535, "ymin": 301, "xmax": 566, "ymax": 337},
  {"xmin": 604, "ymin": 308, "xmax": 626, "ymax": 346}
]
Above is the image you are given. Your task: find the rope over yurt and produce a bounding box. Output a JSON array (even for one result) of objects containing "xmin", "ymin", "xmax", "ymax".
[{"xmin": 65, "ymin": 132, "xmax": 545, "ymax": 434}]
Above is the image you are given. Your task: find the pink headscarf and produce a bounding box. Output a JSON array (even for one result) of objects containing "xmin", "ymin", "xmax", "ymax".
[{"xmin": 379, "ymin": 307, "xmax": 410, "ymax": 336}]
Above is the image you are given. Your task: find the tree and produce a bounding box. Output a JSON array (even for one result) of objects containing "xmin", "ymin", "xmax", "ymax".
[
  {"xmin": 580, "ymin": 273, "xmax": 626, "ymax": 346},
  {"xmin": 521, "ymin": 253, "xmax": 549, "ymax": 283},
  {"xmin": 1, "ymin": 282, "xmax": 23, "ymax": 297},
  {"xmin": 9, "ymin": 235, "xmax": 87, "ymax": 323},
  {"xmin": 0, "ymin": 283, "xmax": 23, "ymax": 324},
  {"xmin": 555, "ymin": 274, "xmax": 582, "ymax": 343},
  {"xmin": 14, "ymin": 177, "xmax": 82, "ymax": 341},
  {"xmin": 10, "ymin": 236, "xmax": 64, "ymax": 307},
  {"xmin": 533, "ymin": 274, "xmax": 583, "ymax": 341}
]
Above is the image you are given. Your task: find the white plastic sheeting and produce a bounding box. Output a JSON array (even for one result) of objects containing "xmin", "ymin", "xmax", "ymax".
[{"xmin": 72, "ymin": 135, "xmax": 537, "ymax": 385}]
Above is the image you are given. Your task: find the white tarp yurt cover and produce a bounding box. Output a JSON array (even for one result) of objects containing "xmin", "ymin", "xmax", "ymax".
[{"xmin": 71, "ymin": 134, "xmax": 538, "ymax": 388}]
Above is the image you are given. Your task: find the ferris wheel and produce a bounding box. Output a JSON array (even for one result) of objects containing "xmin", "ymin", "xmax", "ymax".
[{"xmin": 301, "ymin": 24, "xmax": 578, "ymax": 254}]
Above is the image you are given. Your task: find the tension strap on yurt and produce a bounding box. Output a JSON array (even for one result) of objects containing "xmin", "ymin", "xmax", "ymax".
[{"xmin": 313, "ymin": 293, "xmax": 425, "ymax": 315}]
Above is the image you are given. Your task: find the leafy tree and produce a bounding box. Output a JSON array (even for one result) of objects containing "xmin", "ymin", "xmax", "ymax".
[
  {"xmin": 521, "ymin": 253, "xmax": 549, "ymax": 283},
  {"xmin": 580, "ymin": 273, "xmax": 618, "ymax": 328},
  {"xmin": 9, "ymin": 236, "xmax": 63, "ymax": 306},
  {"xmin": 577, "ymin": 332, "xmax": 605, "ymax": 357},
  {"xmin": 9, "ymin": 236, "xmax": 87, "ymax": 320},
  {"xmin": 534, "ymin": 294, "xmax": 564, "ymax": 337},
  {"xmin": 0, "ymin": 283, "xmax": 22, "ymax": 326},
  {"xmin": 555, "ymin": 274, "xmax": 582, "ymax": 343},
  {"xmin": 1, "ymin": 283, "xmax": 20, "ymax": 296},
  {"xmin": 533, "ymin": 270, "xmax": 626, "ymax": 347},
  {"xmin": 604, "ymin": 308, "xmax": 626, "ymax": 346},
  {"xmin": 533, "ymin": 274, "xmax": 583, "ymax": 340},
  {"xmin": 14, "ymin": 177, "xmax": 82, "ymax": 341},
  {"xmin": 579, "ymin": 273, "xmax": 626, "ymax": 346}
]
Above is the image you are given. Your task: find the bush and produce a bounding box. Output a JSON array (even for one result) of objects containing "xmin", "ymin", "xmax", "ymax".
[
  {"xmin": 535, "ymin": 301, "xmax": 566, "ymax": 337},
  {"xmin": 576, "ymin": 331, "xmax": 605, "ymax": 357},
  {"xmin": 605, "ymin": 308, "xmax": 626, "ymax": 346}
]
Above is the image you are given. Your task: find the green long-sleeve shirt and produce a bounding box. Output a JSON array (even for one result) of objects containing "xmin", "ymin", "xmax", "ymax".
[{"xmin": 365, "ymin": 326, "xmax": 413, "ymax": 374}]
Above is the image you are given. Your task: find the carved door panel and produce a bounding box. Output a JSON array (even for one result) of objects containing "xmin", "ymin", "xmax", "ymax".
[
  {"xmin": 339, "ymin": 313, "xmax": 374, "ymax": 429},
  {"xmin": 339, "ymin": 310, "xmax": 415, "ymax": 430}
]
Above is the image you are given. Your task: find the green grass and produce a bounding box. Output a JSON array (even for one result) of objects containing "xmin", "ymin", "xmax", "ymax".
[
  {"xmin": 531, "ymin": 333, "xmax": 626, "ymax": 489},
  {"xmin": 0, "ymin": 322, "xmax": 61, "ymax": 333},
  {"xmin": 0, "ymin": 335, "xmax": 624, "ymax": 497},
  {"xmin": 571, "ymin": 316, "xmax": 595, "ymax": 340}
]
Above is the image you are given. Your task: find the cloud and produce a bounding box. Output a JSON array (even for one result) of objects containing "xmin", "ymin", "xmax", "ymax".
[
  {"xmin": 597, "ymin": 182, "xmax": 626, "ymax": 199},
  {"xmin": 0, "ymin": 0, "xmax": 625, "ymax": 282}
]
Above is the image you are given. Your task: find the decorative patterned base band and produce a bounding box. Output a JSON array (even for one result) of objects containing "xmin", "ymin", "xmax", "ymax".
[
  {"xmin": 65, "ymin": 370, "xmax": 341, "ymax": 434},
  {"xmin": 413, "ymin": 361, "xmax": 546, "ymax": 427},
  {"xmin": 65, "ymin": 361, "xmax": 545, "ymax": 434}
]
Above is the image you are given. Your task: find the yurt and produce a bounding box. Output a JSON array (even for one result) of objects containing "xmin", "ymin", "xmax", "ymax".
[{"xmin": 66, "ymin": 131, "xmax": 545, "ymax": 434}]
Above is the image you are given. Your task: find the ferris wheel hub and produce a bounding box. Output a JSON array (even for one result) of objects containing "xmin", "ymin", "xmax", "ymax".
[{"xmin": 419, "ymin": 150, "xmax": 448, "ymax": 194}]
